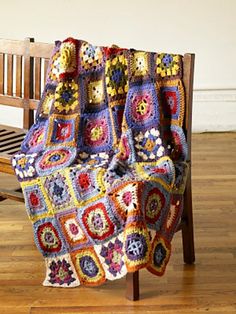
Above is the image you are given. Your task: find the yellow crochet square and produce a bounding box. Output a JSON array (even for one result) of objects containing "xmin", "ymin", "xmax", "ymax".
[
  {"xmin": 60, "ymin": 41, "xmax": 77, "ymax": 74},
  {"xmin": 41, "ymin": 91, "xmax": 54, "ymax": 116},
  {"xmin": 71, "ymin": 247, "xmax": 106, "ymax": 286},
  {"xmin": 134, "ymin": 156, "xmax": 175, "ymax": 191},
  {"xmin": 88, "ymin": 80, "xmax": 104, "ymax": 104},
  {"xmin": 124, "ymin": 222, "xmax": 151, "ymax": 272},
  {"xmin": 156, "ymin": 53, "xmax": 181, "ymax": 78},
  {"xmin": 130, "ymin": 51, "xmax": 149, "ymax": 77}
]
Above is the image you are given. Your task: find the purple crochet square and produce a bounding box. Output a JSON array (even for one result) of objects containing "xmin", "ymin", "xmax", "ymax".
[
  {"xmin": 78, "ymin": 109, "xmax": 113, "ymax": 153},
  {"xmin": 124, "ymin": 82, "xmax": 160, "ymax": 131}
]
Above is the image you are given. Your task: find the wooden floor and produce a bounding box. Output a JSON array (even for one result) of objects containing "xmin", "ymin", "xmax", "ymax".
[{"xmin": 0, "ymin": 133, "xmax": 236, "ymax": 314}]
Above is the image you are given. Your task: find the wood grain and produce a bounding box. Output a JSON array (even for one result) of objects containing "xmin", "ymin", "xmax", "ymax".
[{"xmin": 0, "ymin": 132, "xmax": 236, "ymax": 314}]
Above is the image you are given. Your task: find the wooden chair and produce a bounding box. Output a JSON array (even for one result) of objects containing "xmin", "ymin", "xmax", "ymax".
[{"xmin": 0, "ymin": 38, "xmax": 195, "ymax": 300}]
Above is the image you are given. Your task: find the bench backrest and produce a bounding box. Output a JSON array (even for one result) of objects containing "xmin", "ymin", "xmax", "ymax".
[{"xmin": 0, "ymin": 37, "xmax": 53, "ymax": 129}]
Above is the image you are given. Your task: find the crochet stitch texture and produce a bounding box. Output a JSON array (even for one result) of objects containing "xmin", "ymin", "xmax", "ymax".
[{"xmin": 12, "ymin": 37, "xmax": 188, "ymax": 287}]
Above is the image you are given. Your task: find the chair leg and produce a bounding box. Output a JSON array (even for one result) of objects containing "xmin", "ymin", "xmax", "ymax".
[
  {"xmin": 126, "ymin": 271, "xmax": 139, "ymax": 301},
  {"xmin": 181, "ymin": 168, "xmax": 195, "ymax": 264}
]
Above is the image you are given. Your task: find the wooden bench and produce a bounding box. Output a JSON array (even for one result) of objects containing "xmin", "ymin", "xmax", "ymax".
[
  {"xmin": 0, "ymin": 38, "xmax": 53, "ymax": 202},
  {"xmin": 0, "ymin": 38, "xmax": 195, "ymax": 300}
]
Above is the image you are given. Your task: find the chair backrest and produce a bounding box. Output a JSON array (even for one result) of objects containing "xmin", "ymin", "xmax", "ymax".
[{"xmin": 0, "ymin": 37, "xmax": 54, "ymax": 129}]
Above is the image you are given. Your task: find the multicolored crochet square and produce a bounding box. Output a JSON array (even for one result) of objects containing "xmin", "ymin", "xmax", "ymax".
[
  {"xmin": 56, "ymin": 208, "xmax": 89, "ymax": 249},
  {"xmin": 33, "ymin": 217, "xmax": 67, "ymax": 257},
  {"xmin": 11, "ymin": 37, "xmax": 189, "ymax": 288},
  {"xmin": 71, "ymin": 247, "xmax": 106, "ymax": 286},
  {"xmin": 155, "ymin": 53, "xmax": 182, "ymax": 79},
  {"xmin": 128, "ymin": 51, "xmax": 152, "ymax": 83},
  {"xmin": 78, "ymin": 197, "xmax": 121, "ymax": 244},
  {"xmin": 124, "ymin": 82, "xmax": 160, "ymax": 130},
  {"xmin": 21, "ymin": 179, "xmax": 51, "ymax": 220},
  {"xmin": 21, "ymin": 119, "xmax": 48, "ymax": 153},
  {"xmin": 46, "ymin": 114, "xmax": 78, "ymax": 147},
  {"xmin": 157, "ymin": 79, "xmax": 185, "ymax": 126},
  {"xmin": 53, "ymin": 80, "xmax": 79, "ymax": 114},
  {"xmin": 80, "ymin": 73, "xmax": 107, "ymax": 111},
  {"xmin": 105, "ymin": 50, "xmax": 128, "ymax": 104},
  {"xmin": 79, "ymin": 110, "xmax": 113, "ymax": 153},
  {"xmin": 36, "ymin": 84, "xmax": 55, "ymax": 118},
  {"xmin": 68, "ymin": 167, "xmax": 105, "ymax": 204}
]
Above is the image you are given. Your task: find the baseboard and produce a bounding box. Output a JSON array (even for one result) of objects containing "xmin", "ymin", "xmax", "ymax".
[{"xmin": 192, "ymin": 88, "xmax": 236, "ymax": 132}]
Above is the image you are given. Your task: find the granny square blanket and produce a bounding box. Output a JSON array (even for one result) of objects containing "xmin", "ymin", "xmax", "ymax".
[{"xmin": 12, "ymin": 37, "xmax": 189, "ymax": 287}]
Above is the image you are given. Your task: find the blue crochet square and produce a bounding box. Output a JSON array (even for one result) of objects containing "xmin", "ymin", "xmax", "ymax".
[
  {"xmin": 43, "ymin": 172, "xmax": 74, "ymax": 211},
  {"xmin": 23, "ymin": 183, "xmax": 48, "ymax": 218},
  {"xmin": 124, "ymin": 82, "xmax": 160, "ymax": 131}
]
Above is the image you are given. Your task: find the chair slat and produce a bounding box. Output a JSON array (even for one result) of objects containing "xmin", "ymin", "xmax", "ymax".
[
  {"xmin": 0, "ymin": 53, "xmax": 4, "ymax": 94},
  {"xmin": 34, "ymin": 57, "xmax": 41, "ymax": 99},
  {"xmin": 7, "ymin": 54, "xmax": 13, "ymax": 96},
  {"xmin": 16, "ymin": 55, "xmax": 22, "ymax": 97}
]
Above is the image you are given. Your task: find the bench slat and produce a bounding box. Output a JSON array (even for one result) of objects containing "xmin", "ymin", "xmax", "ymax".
[
  {"xmin": 0, "ymin": 94, "xmax": 24, "ymax": 108},
  {"xmin": 44, "ymin": 59, "xmax": 49, "ymax": 84},
  {"xmin": 0, "ymin": 188, "xmax": 24, "ymax": 202},
  {"xmin": 2, "ymin": 147, "xmax": 21, "ymax": 155},
  {"xmin": 16, "ymin": 55, "xmax": 22, "ymax": 97},
  {"xmin": 0, "ymin": 53, "xmax": 4, "ymax": 94},
  {"xmin": 0, "ymin": 143, "xmax": 22, "ymax": 152},
  {"xmin": 7, "ymin": 54, "xmax": 13, "ymax": 96},
  {"xmin": 0, "ymin": 133, "xmax": 25, "ymax": 143},
  {"xmin": 0, "ymin": 131, "xmax": 15, "ymax": 137},
  {"xmin": 0, "ymin": 39, "xmax": 25, "ymax": 55},
  {"xmin": 34, "ymin": 57, "xmax": 41, "ymax": 99},
  {"xmin": 0, "ymin": 136, "xmax": 25, "ymax": 148}
]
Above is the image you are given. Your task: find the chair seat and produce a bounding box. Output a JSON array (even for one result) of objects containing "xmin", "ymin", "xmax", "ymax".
[{"xmin": 0, "ymin": 124, "xmax": 26, "ymax": 175}]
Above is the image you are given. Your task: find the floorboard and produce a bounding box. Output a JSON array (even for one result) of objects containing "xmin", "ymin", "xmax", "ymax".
[{"xmin": 0, "ymin": 133, "xmax": 236, "ymax": 314}]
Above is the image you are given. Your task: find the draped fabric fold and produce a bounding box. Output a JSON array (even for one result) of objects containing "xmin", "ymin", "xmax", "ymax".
[{"xmin": 11, "ymin": 37, "xmax": 189, "ymax": 287}]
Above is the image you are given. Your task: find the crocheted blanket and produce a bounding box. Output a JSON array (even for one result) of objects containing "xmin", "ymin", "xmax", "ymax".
[{"xmin": 12, "ymin": 37, "xmax": 189, "ymax": 287}]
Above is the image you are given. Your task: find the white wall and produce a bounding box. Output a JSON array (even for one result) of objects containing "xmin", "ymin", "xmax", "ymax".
[{"xmin": 0, "ymin": 0, "xmax": 236, "ymax": 132}]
